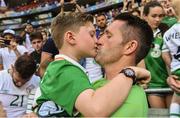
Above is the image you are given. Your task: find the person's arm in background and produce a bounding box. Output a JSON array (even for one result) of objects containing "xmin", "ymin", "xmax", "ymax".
[
  {"xmin": 38, "ymin": 51, "xmax": 53, "ymax": 77},
  {"xmin": 38, "ymin": 38, "xmax": 59, "ymax": 77},
  {"xmin": 60, "ymin": 0, "xmax": 64, "ymax": 14},
  {"xmin": 72, "ymin": 0, "xmax": 84, "ymax": 13},
  {"xmin": 121, "ymin": 0, "xmax": 128, "ymax": 13}
]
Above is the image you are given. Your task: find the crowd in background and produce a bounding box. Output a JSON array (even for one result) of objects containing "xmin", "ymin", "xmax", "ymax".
[{"xmin": 0, "ymin": 0, "xmax": 180, "ymax": 117}]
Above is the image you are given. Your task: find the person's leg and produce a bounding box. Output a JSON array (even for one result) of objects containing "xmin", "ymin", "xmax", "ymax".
[
  {"xmin": 169, "ymin": 93, "xmax": 180, "ymax": 118},
  {"xmin": 165, "ymin": 94, "xmax": 173, "ymax": 108},
  {"xmin": 148, "ymin": 94, "xmax": 166, "ymax": 108}
]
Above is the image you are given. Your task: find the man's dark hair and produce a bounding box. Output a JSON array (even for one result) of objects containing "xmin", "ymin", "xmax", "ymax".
[
  {"xmin": 143, "ymin": 1, "xmax": 163, "ymax": 16},
  {"xmin": 14, "ymin": 54, "xmax": 36, "ymax": 79},
  {"xmin": 30, "ymin": 32, "xmax": 43, "ymax": 42},
  {"xmin": 114, "ymin": 13, "xmax": 153, "ymax": 64}
]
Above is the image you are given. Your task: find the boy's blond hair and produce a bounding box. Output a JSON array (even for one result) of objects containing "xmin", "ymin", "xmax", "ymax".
[{"xmin": 51, "ymin": 12, "xmax": 93, "ymax": 49}]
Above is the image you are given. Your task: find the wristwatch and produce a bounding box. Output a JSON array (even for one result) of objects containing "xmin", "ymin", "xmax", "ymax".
[{"xmin": 120, "ymin": 68, "xmax": 137, "ymax": 85}]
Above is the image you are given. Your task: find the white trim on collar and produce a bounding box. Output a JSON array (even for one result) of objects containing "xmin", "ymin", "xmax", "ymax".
[{"xmin": 55, "ymin": 54, "xmax": 87, "ymax": 75}]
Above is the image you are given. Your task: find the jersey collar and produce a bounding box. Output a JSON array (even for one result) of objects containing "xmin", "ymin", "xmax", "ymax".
[{"xmin": 55, "ymin": 54, "xmax": 87, "ymax": 75}]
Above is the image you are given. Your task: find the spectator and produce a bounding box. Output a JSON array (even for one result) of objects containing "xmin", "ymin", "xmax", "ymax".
[
  {"xmin": 35, "ymin": 12, "xmax": 150, "ymax": 117},
  {"xmin": 30, "ymin": 32, "xmax": 43, "ymax": 66},
  {"xmin": 139, "ymin": 1, "xmax": 172, "ymax": 108},
  {"xmin": 95, "ymin": 13, "xmax": 107, "ymax": 38},
  {"xmin": 0, "ymin": 54, "xmax": 40, "ymax": 118},
  {"xmin": 0, "ymin": 29, "xmax": 28, "ymax": 70},
  {"xmin": 162, "ymin": 0, "xmax": 180, "ymax": 117}
]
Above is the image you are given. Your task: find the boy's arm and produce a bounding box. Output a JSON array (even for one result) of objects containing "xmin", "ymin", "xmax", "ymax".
[{"xmin": 75, "ymin": 67, "xmax": 150, "ymax": 116}]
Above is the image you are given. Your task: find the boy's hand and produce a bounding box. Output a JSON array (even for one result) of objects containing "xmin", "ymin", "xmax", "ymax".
[{"xmin": 167, "ymin": 75, "xmax": 180, "ymax": 93}]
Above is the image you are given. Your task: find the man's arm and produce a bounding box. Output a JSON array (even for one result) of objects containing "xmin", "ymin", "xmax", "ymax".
[
  {"xmin": 38, "ymin": 52, "xmax": 53, "ymax": 77},
  {"xmin": 75, "ymin": 67, "xmax": 150, "ymax": 116}
]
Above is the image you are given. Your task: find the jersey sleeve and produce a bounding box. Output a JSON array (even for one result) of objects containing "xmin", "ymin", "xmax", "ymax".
[{"xmin": 38, "ymin": 62, "xmax": 92, "ymax": 115}]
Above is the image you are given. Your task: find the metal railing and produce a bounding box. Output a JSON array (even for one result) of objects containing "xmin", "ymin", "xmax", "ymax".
[{"xmin": 145, "ymin": 88, "xmax": 173, "ymax": 94}]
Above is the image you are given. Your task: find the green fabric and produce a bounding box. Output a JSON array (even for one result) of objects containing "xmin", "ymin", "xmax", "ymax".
[
  {"xmin": 37, "ymin": 60, "xmax": 92, "ymax": 116},
  {"xmin": 145, "ymin": 36, "xmax": 169, "ymax": 88},
  {"xmin": 92, "ymin": 79, "xmax": 148, "ymax": 117},
  {"xmin": 162, "ymin": 16, "xmax": 177, "ymax": 27}
]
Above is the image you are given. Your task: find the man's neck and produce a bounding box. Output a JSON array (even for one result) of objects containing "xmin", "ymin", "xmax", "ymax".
[{"xmin": 104, "ymin": 58, "xmax": 135, "ymax": 80}]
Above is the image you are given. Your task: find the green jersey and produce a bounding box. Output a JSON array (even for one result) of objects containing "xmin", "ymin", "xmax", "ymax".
[
  {"xmin": 162, "ymin": 16, "xmax": 177, "ymax": 27},
  {"xmin": 36, "ymin": 54, "xmax": 92, "ymax": 116},
  {"xmin": 92, "ymin": 79, "xmax": 148, "ymax": 117},
  {"xmin": 145, "ymin": 32, "xmax": 169, "ymax": 88}
]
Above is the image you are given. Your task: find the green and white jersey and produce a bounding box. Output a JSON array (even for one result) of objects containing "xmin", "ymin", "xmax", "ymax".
[
  {"xmin": 161, "ymin": 16, "xmax": 177, "ymax": 27},
  {"xmin": 92, "ymin": 79, "xmax": 148, "ymax": 117},
  {"xmin": 36, "ymin": 54, "xmax": 92, "ymax": 116},
  {"xmin": 0, "ymin": 70, "xmax": 40, "ymax": 118},
  {"xmin": 163, "ymin": 23, "xmax": 180, "ymax": 72},
  {"xmin": 145, "ymin": 29, "xmax": 169, "ymax": 88}
]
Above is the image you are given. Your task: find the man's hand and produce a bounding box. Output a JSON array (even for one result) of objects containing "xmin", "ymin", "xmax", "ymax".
[
  {"xmin": 167, "ymin": 75, "xmax": 180, "ymax": 93},
  {"xmin": 129, "ymin": 66, "xmax": 151, "ymax": 84}
]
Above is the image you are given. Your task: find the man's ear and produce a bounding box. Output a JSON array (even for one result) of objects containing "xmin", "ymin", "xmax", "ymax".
[
  {"xmin": 64, "ymin": 31, "xmax": 76, "ymax": 45},
  {"xmin": 124, "ymin": 40, "xmax": 138, "ymax": 55}
]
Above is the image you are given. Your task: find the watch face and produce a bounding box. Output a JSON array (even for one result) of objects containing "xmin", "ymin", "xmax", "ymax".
[{"xmin": 125, "ymin": 69, "xmax": 134, "ymax": 76}]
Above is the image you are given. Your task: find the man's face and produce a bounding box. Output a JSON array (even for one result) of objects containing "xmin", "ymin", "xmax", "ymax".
[
  {"xmin": 95, "ymin": 20, "xmax": 126, "ymax": 66},
  {"xmin": 31, "ymin": 39, "xmax": 43, "ymax": 52},
  {"xmin": 12, "ymin": 67, "xmax": 30, "ymax": 87},
  {"xmin": 4, "ymin": 34, "xmax": 15, "ymax": 41},
  {"xmin": 75, "ymin": 22, "xmax": 98, "ymax": 58},
  {"xmin": 96, "ymin": 15, "xmax": 107, "ymax": 29},
  {"xmin": 144, "ymin": 6, "xmax": 164, "ymax": 30},
  {"xmin": 26, "ymin": 24, "xmax": 34, "ymax": 33}
]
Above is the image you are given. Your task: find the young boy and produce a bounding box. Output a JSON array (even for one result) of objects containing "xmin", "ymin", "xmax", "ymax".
[
  {"xmin": 162, "ymin": 0, "xmax": 180, "ymax": 117},
  {"xmin": 35, "ymin": 12, "xmax": 150, "ymax": 117},
  {"xmin": 30, "ymin": 32, "xmax": 43, "ymax": 66}
]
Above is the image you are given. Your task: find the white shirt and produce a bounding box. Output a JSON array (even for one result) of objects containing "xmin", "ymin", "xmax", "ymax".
[
  {"xmin": 162, "ymin": 23, "xmax": 180, "ymax": 72},
  {"xmin": 0, "ymin": 45, "xmax": 28, "ymax": 70},
  {"xmin": 0, "ymin": 70, "xmax": 40, "ymax": 118}
]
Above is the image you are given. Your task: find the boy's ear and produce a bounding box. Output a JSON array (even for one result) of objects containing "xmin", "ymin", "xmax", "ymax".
[
  {"xmin": 123, "ymin": 40, "xmax": 138, "ymax": 55},
  {"xmin": 64, "ymin": 31, "xmax": 76, "ymax": 45}
]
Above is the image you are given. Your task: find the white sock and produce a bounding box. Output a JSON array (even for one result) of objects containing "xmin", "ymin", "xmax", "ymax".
[{"xmin": 170, "ymin": 103, "xmax": 180, "ymax": 118}]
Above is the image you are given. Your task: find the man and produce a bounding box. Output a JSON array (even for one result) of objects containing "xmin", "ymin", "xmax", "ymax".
[
  {"xmin": 95, "ymin": 13, "xmax": 107, "ymax": 38},
  {"xmin": 30, "ymin": 32, "xmax": 44, "ymax": 66},
  {"xmin": 93, "ymin": 13, "xmax": 153, "ymax": 116},
  {"xmin": 0, "ymin": 54, "xmax": 40, "ymax": 117},
  {"xmin": 0, "ymin": 29, "xmax": 28, "ymax": 70},
  {"xmin": 35, "ymin": 12, "xmax": 151, "ymax": 117}
]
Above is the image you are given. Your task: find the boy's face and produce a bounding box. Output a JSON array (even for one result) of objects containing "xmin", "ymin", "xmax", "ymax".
[
  {"xmin": 75, "ymin": 22, "xmax": 98, "ymax": 58},
  {"xmin": 31, "ymin": 39, "xmax": 43, "ymax": 52}
]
